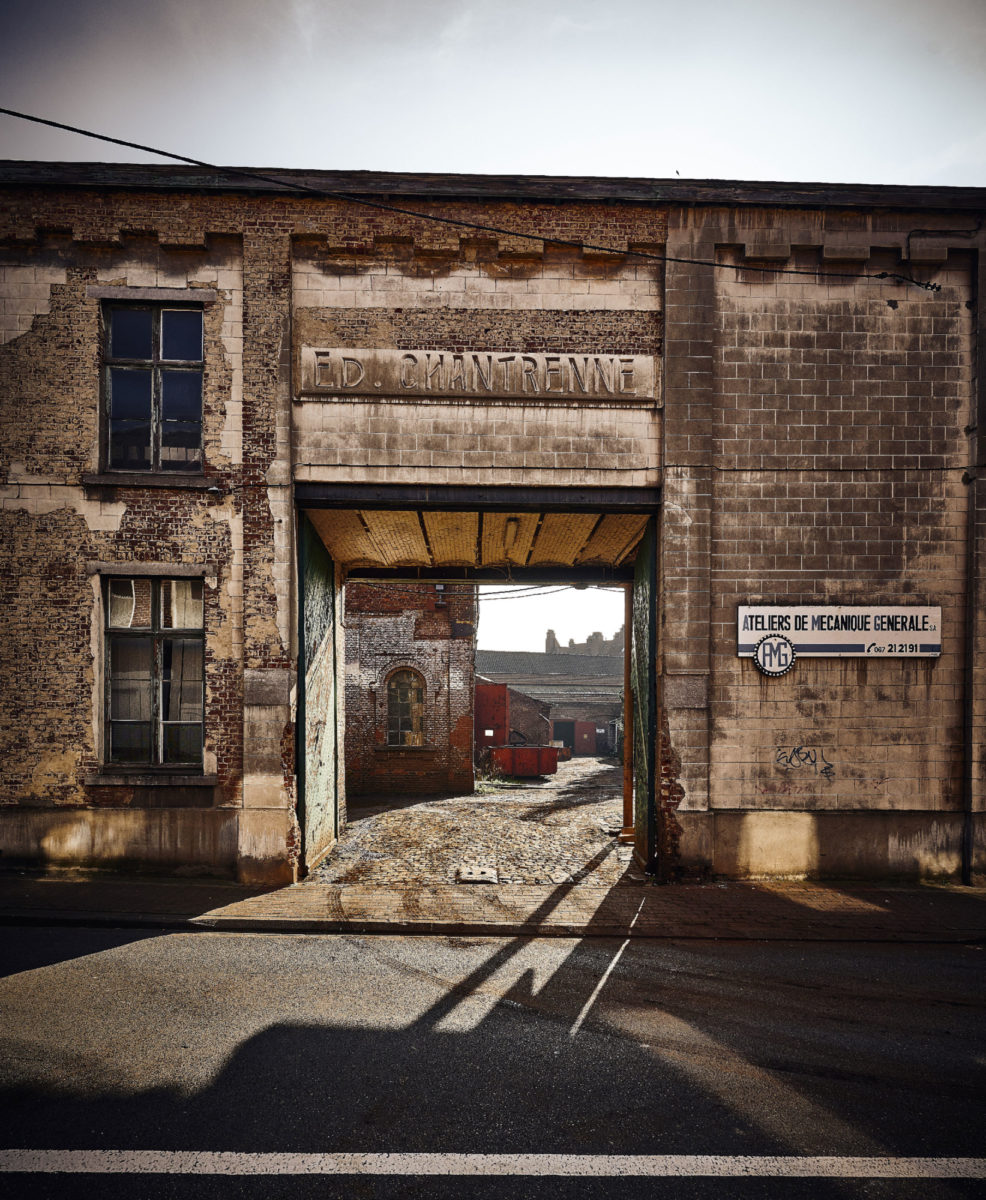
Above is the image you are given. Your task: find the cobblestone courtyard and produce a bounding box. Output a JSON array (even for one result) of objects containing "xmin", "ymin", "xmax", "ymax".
[{"xmin": 311, "ymin": 756, "xmax": 639, "ymax": 887}]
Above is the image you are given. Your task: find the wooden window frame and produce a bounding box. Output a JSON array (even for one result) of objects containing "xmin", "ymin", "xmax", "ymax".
[
  {"xmin": 102, "ymin": 303, "xmax": 204, "ymax": 475},
  {"xmin": 386, "ymin": 668, "xmax": 426, "ymax": 747},
  {"xmin": 103, "ymin": 576, "xmax": 205, "ymax": 769}
]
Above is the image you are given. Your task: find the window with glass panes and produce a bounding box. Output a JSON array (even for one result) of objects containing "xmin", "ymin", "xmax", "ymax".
[
  {"xmin": 103, "ymin": 305, "xmax": 203, "ymax": 472},
  {"xmin": 387, "ymin": 669, "xmax": 425, "ymax": 746},
  {"xmin": 105, "ymin": 577, "xmax": 205, "ymax": 766}
]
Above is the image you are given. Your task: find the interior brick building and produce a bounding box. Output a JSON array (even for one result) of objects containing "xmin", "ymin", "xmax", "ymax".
[
  {"xmin": 344, "ymin": 582, "xmax": 476, "ymax": 800},
  {"xmin": 0, "ymin": 161, "xmax": 983, "ymax": 885}
]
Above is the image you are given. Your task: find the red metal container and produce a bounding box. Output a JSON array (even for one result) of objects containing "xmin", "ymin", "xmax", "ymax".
[
  {"xmin": 512, "ymin": 746, "xmax": 540, "ymax": 776},
  {"xmin": 537, "ymin": 746, "xmax": 559, "ymax": 774},
  {"xmin": 489, "ymin": 745, "xmax": 558, "ymax": 778},
  {"xmin": 489, "ymin": 746, "xmax": 513, "ymax": 774}
]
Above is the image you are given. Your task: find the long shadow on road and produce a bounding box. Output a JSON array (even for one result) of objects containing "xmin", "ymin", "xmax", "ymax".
[
  {"xmin": 2, "ymin": 906, "xmax": 985, "ymax": 1200},
  {"xmin": 2, "ymin": 937, "xmax": 984, "ymax": 1199}
]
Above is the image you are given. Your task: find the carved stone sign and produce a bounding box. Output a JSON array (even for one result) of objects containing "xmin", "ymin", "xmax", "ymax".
[
  {"xmin": 737, "ymin": 606, "xmax": 942, "ymax": 658},
  {"xmin": 298, "ymin": 347, "xmax": 659, "ymax": 403}
]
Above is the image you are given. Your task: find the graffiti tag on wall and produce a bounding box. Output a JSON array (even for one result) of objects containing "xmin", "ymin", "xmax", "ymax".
[{"xmin": 775, "ymin": 745, "xmax": 836, "ymax": 781}]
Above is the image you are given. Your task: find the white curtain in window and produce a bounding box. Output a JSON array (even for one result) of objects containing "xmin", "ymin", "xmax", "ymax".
[{"xmin": 109, "ymin": 579, "xmax": 136, "ymax": 628}]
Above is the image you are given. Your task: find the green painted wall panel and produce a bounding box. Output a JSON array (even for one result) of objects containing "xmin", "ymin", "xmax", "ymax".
[
  {"xmin": 299, "ymin": 515, "xmax": 337, "ymax": 868},
  {"xmin": 632, "ymin": 517, "xmax": 657, "ymax": 872}
]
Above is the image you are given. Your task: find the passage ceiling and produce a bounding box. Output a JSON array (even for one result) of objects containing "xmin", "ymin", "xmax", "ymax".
[{"xmin": 305, "ymin": 509, "xmax": 647, "ymax": 572}]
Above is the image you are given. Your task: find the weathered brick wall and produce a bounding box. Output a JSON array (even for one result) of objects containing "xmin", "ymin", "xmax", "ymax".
[
  {"xmin": 505, "ymin": 687, "xmax": 551, "ymax": 744},
  {"xmin": 1, "ymin": 245, "xmax": 240, "ymax": 480},
  {"xmin": 238, "ymin": 228, "xmax": 299, "ymax": 882},
  {"xmin": 344, "ymin": 583, "xmax": 476, "ymax": 797},
  {"xmin": 0, "ymin": 190, "xmax": 313, "ymax": 881},
  {"xmin": 3, "ymin": 179, "xmax": 981, "ymax": 882},
  {"xmin": 659, "ymin": 205, "xmax": 981, "ymax": 877},
  {"xmin": 0, "ymin": 184, "xmax": 664, "ymax": 880},
  {"xmin": 0, "ymin": 243, "xmax": 244, "ymax": 817},
  {"xmin": 1, "ymin": 189, "xmax": 667, "ymax": 257},
  {"xmin": 1, "ymin": 260, "xmax": 68, "ymax": 345}
]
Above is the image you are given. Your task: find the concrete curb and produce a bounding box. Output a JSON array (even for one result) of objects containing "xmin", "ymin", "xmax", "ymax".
[{"xmin": 2, "ymin": 875, "xmax": 985, "ymax": 944}]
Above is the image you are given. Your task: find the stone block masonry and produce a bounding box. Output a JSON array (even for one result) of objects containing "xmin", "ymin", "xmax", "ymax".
[
  {"xmin": 708, "ymin": 255, "xmax": 971, "ymax": 820},
  {"xmin": 664, "ymin": 213, "xmax": 981, "ymax": 880},
  {"xmin": 290, "ymin": 254, "xmax": 664, "ymax": 489}
]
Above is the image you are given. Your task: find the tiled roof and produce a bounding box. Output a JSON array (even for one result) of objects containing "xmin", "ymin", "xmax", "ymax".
[
  {"xmin": 475, "ymin": 650, "xmax": 623, "ymax": 678},
  {"xmin": 2, "ymin": 162, "xmax": 985, "ymax": 210},
  {"xmin": 512, "ymin": 687, "xmax": 622, "ymax": 702}
]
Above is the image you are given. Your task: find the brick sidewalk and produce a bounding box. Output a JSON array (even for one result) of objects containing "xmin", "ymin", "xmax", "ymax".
[{"xmin": 1, "ymin": 871, "xmax": 984, "ymax": 942}]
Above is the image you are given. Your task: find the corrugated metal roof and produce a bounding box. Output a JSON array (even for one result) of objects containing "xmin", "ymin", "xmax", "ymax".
[{"xmin": 2, "ymin": 161, "xmax": 985, "ymax": 210}]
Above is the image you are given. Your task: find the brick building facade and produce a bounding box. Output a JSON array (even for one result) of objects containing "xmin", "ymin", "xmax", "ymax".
[
  {"xmin": 0, "ymin": 162, "xmax": 983, "ymax": 885},
  {"xmin": 344, "ymin": 583, "xmax": 476, "ymax": 799}
]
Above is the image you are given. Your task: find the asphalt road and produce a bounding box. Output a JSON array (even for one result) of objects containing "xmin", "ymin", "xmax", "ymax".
[{"xmin": 0, "ymin": 926, "xmax": 983, "ymax": 1198}]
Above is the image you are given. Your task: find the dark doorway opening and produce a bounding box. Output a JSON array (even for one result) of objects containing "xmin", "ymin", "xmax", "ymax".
[{"xmin": 553, "ymin": 720, "xmax": 576, "ymax": 750}]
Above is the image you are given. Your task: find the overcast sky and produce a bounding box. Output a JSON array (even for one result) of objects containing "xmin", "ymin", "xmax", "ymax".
[
  {"xmin": 2, "ymin": 0, "xmax": 985, "ymax": 184},
  {"xmin": 477, "ymin": 585, "xmax": 626, "ymax": 653},
  {"xmin": 2, "ymin": 1, "xmax": 983, "ymax": 650}
]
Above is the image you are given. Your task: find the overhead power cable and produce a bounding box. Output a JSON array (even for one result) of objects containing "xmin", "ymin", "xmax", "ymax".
[
  {"xmin": 0, "ymin": 106, "xmax": 942, "ymax": 291},
  {"xmin": 352, "ymin": 581, "xmax": 619, "ymax": 601}
]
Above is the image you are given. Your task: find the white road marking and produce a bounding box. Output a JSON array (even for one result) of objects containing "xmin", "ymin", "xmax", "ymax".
[
  {"xmin": 569, "ymin": 897, "xmax": 645, "ymax": 1038},
  {"xmin": 1, "ymin": 1152, "xmax": 984, "ymax": 1177}
]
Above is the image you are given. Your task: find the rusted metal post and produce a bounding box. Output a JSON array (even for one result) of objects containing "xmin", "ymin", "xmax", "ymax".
[{"xmin": 619, "ymin": 582, "xmax": 635, "ymax": 843}]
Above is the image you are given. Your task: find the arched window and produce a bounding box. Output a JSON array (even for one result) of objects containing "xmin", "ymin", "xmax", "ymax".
[{"xmin": 387, "ymin": 669, "xmax": 425, "ymax": 746}]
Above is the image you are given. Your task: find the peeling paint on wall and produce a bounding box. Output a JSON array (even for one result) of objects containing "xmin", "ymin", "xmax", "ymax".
[
  {"xmin": 1, "ymin": 482, "xmax": 127, "ymax": 531},
  {"xmin": 0, "ymin": 264, "xmax": 68, "ymax": 344}
]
